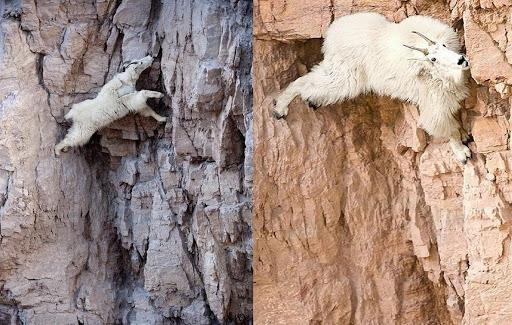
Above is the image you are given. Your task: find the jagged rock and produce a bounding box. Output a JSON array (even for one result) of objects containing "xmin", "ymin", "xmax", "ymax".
[
  {"xmin": 254, "ymin": 0, "xmax": 512, "ymax": 324},
  {"xmin": 0, "ymin": 0, "xmax": 251, "ymax": 323}
]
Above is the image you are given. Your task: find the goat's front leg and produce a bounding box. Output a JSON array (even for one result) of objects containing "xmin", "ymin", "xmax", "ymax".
[
  {"xmin": 419, "ymin": 105, "xmax": 472, "ymax": 164},
  {"xmin": 449, "ymin": 128, "xmax": 472, "ymax": 164},
  {"xmin": 139, "ymin": 105, "xmax": 167, "ymax": 122},
  {"xmin": 140, "ymin": 90, "xmax": 164, "ymax": 99},
  {"xmin": 136, "ymin": 90, "xmax": 166, "ymax": 122},
  {"xmin": 121, "ymin": 90, "xmax": 166, "ymax": 122}
]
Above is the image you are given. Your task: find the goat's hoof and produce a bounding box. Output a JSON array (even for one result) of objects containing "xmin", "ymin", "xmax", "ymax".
[
  {"xmin": 455, "ymin": 145, "xmax": 472, "ymax": 165},
  {"xmin": 307, "ymin": 101, "xmax": 320, "ymax": 110},
  {"xmin": 462, "ymin": 133, "xmax": 474, "ymax": 145},
  {"xmin": 463, "ymin": 145, "xmax": 472, "ymax": 159},
  {"xmin": 54, "ymin": 146, "xmax": 63, "ymax": 156},
  {"xmin": 272, "ymin": 110, "xmax": 285, "ymax": 120},
  {"xmin": 54, "ymin": 148, "xmax": 67, "ymax": 157},
  {"xmin": 272, "ymin": 98, "xmax": 288, "ymax": 119}
]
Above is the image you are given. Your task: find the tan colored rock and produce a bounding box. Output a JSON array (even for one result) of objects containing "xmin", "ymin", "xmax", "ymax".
[
  {"xmin": 0, "ymin": 0, "xmax": 252, "ymax": 323},
  {"xmin": 473, "ymin": 86, "xmax": 509, "ymax": 117},
  {"xmin": 254, "ymin": 0, "xmax": 334, "ymax": 39},
  {"xmin": 254, "ymin": 36, "xmax": 454, "ymax": 324},
  {"xmin": 472, "ymin": 117, "xmax": 509, "ymax": 153},
  {"xmin": 464, "ymin": 11, "xmax": 512, "ymax": 84},
  {"xmin": 254, "ymin": 0, "xmax": 512, "ymax": 324}
]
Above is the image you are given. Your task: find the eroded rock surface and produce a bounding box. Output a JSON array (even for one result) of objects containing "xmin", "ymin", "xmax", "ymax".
[
  {"xmin": 0, "ymin": 0, "xmax": 252, "ymax": 324},
  {"xmin": 254, "ymin": 0, "xmax": 512, "ymax": 324}
]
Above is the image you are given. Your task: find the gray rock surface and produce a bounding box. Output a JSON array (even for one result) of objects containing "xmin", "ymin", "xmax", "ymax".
[{"xmin": 0, "ymin": 0, "xmax": 252, "ymax": 323}]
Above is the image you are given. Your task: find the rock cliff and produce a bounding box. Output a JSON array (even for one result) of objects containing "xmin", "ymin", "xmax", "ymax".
[
  {"xmin": 254, "ymin": 0, "xmax": 512, "ymax": 324},
  {"xmin": 0, "ymin": 0, "xmax": 252, "ymax": 324}
]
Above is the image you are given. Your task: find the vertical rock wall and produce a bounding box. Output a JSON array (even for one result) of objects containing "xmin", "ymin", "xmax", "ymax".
[
  {"xmin": 0, "ymin": 0, "xmax": 252, "ymax": 324},
  {"xmin": 254, "ymin": 0, "xmax": 512, "ymax": 324}
]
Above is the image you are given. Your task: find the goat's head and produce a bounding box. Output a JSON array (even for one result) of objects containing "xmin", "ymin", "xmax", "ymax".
[
  {"xmin": 404, "ymin": 31, "xmax": 469, "ymax": 74},
  {"xmin": 122, "ymin": 55, "xmax": 154, "ymax": 73}
]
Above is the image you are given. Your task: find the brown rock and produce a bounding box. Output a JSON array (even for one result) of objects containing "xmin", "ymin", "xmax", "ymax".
[
  {"xmin": 464, "ymin": 11, "xmax": 512, "ymax": 84},
  {"xmin": 254, "ymin": 1, "xmax": 512, "ymax": 324},
  {"xmin": 472, "ymin": 116, "xmax": 508, "ymax": 153},
  {"xmin": 254, "ymin": 0, "xmax": 334, "ymax": 39},
  {"xmin": 0, "ymin": 0, "xmax": 252, "ymax": 324}
]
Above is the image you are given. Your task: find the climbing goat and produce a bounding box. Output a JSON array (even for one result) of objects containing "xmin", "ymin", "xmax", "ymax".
[
  {"xmin": 273, "ymin": 13, "xmax": 471, "ymax": 163},
  {"xmin": 55, "ymin": 56, "xmax": 166, "ymax": 156}
]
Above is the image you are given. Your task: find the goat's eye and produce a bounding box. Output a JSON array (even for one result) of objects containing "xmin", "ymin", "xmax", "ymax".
[
  {"xmin": 442, "ymin": 44, "xmax": 447, "ymax": 47},
  {"xmin": 431, "ymin": 58, "xmax": 437, "ymax": 62}
]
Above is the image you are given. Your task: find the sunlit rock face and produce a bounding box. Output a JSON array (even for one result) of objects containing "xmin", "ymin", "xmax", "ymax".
[
  {"xmin": 0, "ymin": 0, "xmax": 252, "ymax": 323},
  {"xmin": 253, "ymin": 1, "xmax": 512, "ymax": 324}
]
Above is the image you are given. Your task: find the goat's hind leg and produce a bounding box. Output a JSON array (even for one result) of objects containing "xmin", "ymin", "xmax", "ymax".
[
  {"xmin": 55, "ymin": 123, "xmax": 95, "ymax": 156},
  {"xmin": 273, "ymin": 72, "xmax": 317, "ymax": 119},
  {"xmin": 273, "ymin": 63, "xmax": 362, "ymax": 119}
]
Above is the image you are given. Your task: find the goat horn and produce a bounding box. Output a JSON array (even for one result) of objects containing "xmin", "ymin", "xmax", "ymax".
[
  {"xmin": 403, "ymin": 44, "xmax": 429, "ymax": 55},
  {"xmin": 412, "ymin": 31, "xmax": 435, "ymax": 45}
]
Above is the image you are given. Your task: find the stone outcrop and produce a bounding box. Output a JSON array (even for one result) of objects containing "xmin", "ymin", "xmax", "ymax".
[
  {"xmin": 253, "ymin": 0, "xmax": 512, "ymax": 324},
  {"xmin": 0, "ymin": 0, "xmax": 252, "ymax": 324}
]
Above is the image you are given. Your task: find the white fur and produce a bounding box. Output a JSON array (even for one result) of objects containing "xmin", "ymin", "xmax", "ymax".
[
  {"xmin": 55, "ymin": 56, "xmax": 166, "ymax": 156},
  {"xmin": 273, "ymin": 13, "xmax": 471, "ymax": 163}
]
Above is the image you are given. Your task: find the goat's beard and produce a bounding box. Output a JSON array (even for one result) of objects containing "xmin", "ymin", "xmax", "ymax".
[{"xmin": 430, "ymin": 65, "xmax": 467, "ymax": 87}]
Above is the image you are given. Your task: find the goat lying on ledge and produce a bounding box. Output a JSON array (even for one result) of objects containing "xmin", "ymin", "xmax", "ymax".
[
  {"xmin": 273, "ymin": 12, "xmax": 471, "ymax": 164},
  {"xmin": 55, "ymin": 56, "xmax": 166, "ymax": 156}
]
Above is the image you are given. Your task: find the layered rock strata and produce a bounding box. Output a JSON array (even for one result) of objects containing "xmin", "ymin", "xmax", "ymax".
[
  {"xmin": 0, "ymin": 0, "xmax": 252, "ymax": 323},
  {"xmin": 253, "ymin": 0, "xmax": 512, "ymax": 324}
]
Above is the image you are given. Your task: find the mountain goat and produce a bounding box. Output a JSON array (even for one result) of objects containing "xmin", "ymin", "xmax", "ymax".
[
  {"xmin": 273, "ymin": 13, "xmax": 471, "ymax": 163},
  {"xmin": 55, "ymin": 56, "xmax": 166, "ymax": 156}
]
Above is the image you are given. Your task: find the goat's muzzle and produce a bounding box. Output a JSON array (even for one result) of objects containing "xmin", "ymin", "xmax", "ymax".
[{"xmin": 458, "ymin": 55, "xmax": 469, "ymax": 68}]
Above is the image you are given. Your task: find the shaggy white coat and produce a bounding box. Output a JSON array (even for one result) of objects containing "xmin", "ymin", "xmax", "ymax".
[
  {"xmin": 55, "ymin": 56, "xmax": 166, "ymax": 155},
  {"xmin": 273, "ymin": 12, "xmax": 471, "ymax": 163}
]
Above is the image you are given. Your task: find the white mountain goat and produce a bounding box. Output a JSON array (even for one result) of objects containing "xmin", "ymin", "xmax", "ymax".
[
  {"xmin": 273, "ymin": 13, "xmax": 471, "ymax": 163},
  {"xmin": 55, "ymin": 56, "xmax": 166, "ymax": 156}
]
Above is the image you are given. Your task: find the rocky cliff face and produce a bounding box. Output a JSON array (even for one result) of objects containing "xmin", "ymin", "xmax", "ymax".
[
  {"xmin": 0, "ymin": 0, "xmax": 252, "ymax": 324},
  {"xmin": 254, "ymin": 0, "xmax": 512, "ymax": 324}
]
